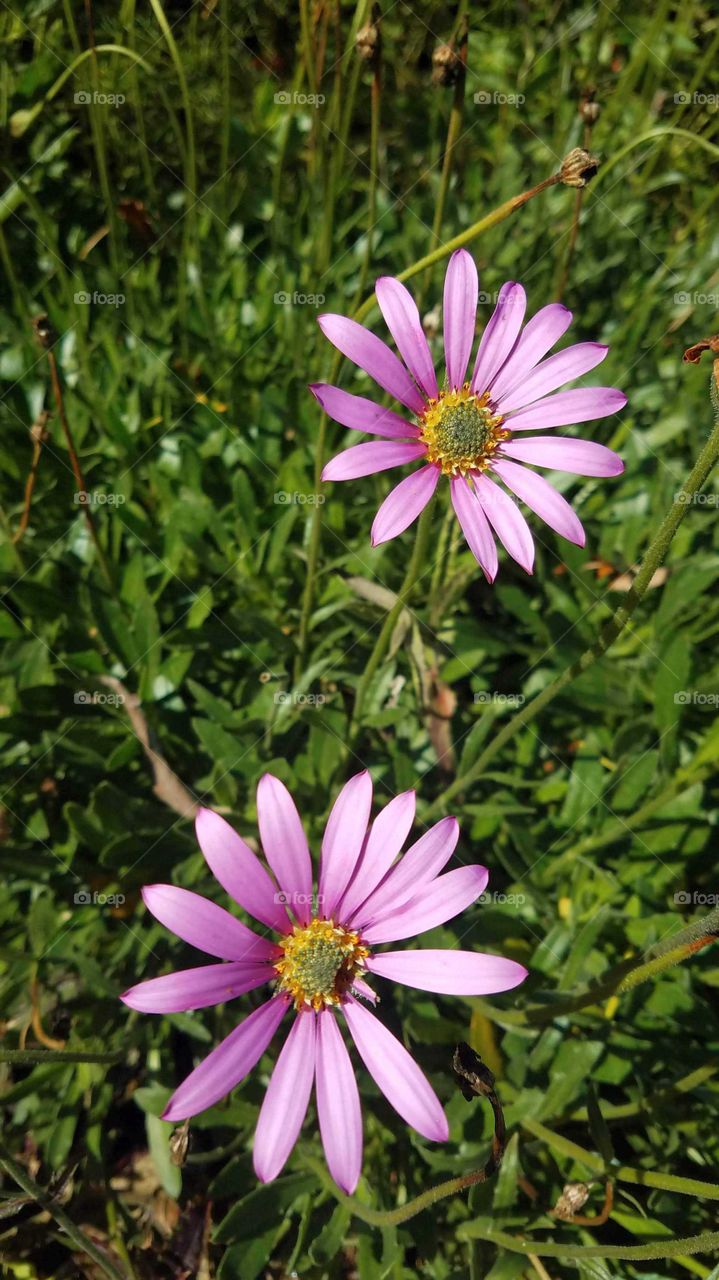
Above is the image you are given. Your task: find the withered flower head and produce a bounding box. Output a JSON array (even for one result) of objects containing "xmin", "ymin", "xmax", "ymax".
[
  {"xmin": 560, "ymin": 147, "xmax": 599, "ymax": 187},
  {"xmin": 356, "ymin": 21, "xmax": 380, "ymax": 66},
  {"xmin": 432, "ymin": 42, "xmax": 461, "ymax": 87}
]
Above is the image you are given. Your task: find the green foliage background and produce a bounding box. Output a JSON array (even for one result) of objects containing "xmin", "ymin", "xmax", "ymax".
[{"xmin": 1, "ymin": 1, "xmax": 718, "ymax": 1277}]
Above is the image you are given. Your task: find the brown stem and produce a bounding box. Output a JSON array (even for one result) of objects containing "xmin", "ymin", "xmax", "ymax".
[
  {"xmin": 13, "ymin": 409, "xmax": 50, "ymax": 545},
  {"xmin": 33, "ymin": 315, "xmax": 114, "ymax": 588}
]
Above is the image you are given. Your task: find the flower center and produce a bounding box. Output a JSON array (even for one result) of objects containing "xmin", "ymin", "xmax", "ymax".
[
  {"xmin": 274, "ymin": 917, "xmax": 369, "ymax": 1011},
  {"xmin": 419, "ymin": 384, "xmax": 507, "ymax": 476}
]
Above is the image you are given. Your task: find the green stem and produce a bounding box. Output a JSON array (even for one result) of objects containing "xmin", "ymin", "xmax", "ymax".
[
  {"xmin": 354, "ymin": 174, "xmax": 560, "ymax": 324},
  {"xmin": 472, "ymin": 904, "xmax": 719, "ymax": 1028},
  {"xmin": 302, "ymin": 1151, "xmax": 497, "ymax": 1228},
  {"xmin": 350, "ymin": 500, "xmax": 435, "ymax": 735},
  {"xmin": 353, "ymin": 62, "xmax": 381, "ymax": 308},
  {"xmin": 0, "ymin": 1048, "xmax": 124, "ymax": 1064},
  {"xmin": 429, "ymin": 16, "xmax": 468, "ymax": 252},
  {"xmin": 0, "ymin": 1140, "xmax": 129, "ymax": 1280},
  {"xmin": 296, "ymin": 163, "xmax": 565, "ymax": 677},
  {"xmin": 423, "ymin": 410, "xmax": 719, "ymax": 820},
  {"xmin": 456, "ymin": 1224, "xmax": 719, "ymax": 1260},
  {"xmin": 521, "ymin": 1116, "xmax": 719, "ymax": 1201}
]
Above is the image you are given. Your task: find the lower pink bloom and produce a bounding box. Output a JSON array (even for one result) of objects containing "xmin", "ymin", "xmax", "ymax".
[
  {"xmin": 121, "ymin": 772, "xmax": 526, "ymax": 1193},
  {"xmin": 313, "ymin": 249, "xmax": 627, "ymax": 580}
]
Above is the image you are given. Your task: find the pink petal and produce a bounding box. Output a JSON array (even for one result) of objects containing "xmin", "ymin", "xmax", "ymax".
[
  {"xmin": 141, "ymin": 885, "xmax": 278, "ymax": 962},
  {"xmin": 162, "ymin": 996, "xmax": 288, "ymax": 1121},
  {"xmin": 322, "ymin": 440, "xmax": 427, "ymax": 482},
  {"xmin": 367, "ymin": 949, "xmax": 528, "ymax": 995},
  {"xmin": 257, "ymin": 774, "xmax": 314, "ymax": 924},
  {"xmin": 473, "ymin": 474, "xmax": 535, "ymax": 574},
  {"xmin": 492, "ymin": 458, "xmax": 585, "ymax": 546},
  {"xmin": 361, "ymin": 865, "xmax": 489, "ymax": 944},
  {"xmin": 350, "ymin": 816, "xmax": 459, "ymax": 929},
  {"xmin": 121, "ymin": 961, "xmax": 273, "ymax": 1013},
  {"xmin": 496, "ymin": 343, "xmax": 608, "ymax": 413},
  {"xmin": 309, "ymin": 383, "xmax": 420, "ymax": 438},
  {"xmin": 488, "ymin": 303, "xmax": 573, "ymax": 401},
  {"xmin": 376, "ymin": 277, "xmax": 438, "ymax": 400},
  {"xmin": 504, "ymin": 387, "xmax": 628, "ymax": 432},
  {"xmin": 195, "ymin": 808, "xmax": 289, "ymax": 933},
  {"xmin": 253, "ymin": 1011, "xmax": 316, "ymax": 1183},
  {"xmin": 319, "ymin": 772, "xmax": 373, "ymax": 917},
  {"xmin": 316, "ymin": 1011, "xmax": 363, "ymax": 1193},
  {"xmin": 371, "ymin": 464, "xmax": 439, "ymax": 546},
  {"xmin": 450, "ymin": 474, "xmax": 498, "ymax": 582},
  {"xmin": 338, "ymin": 790, "xmax": 416, "ymax": 923},
  {"xmin": 500, "ymin": 436, "xmax": 624, "ymax": 477},
  {"xmin": 343, "ymin": 999, "xmax": 448, "ymax": 1141},
  {"xmin": 471, "ymin": 282, "xmax": 526, "ymax": 395},
  {"xmin": 318, "ymin": 314, "xmax": 425, "ymax": 414},
  {"xmin": 443, "ymin": 249, "xmax": 479, "ymax": 389}
]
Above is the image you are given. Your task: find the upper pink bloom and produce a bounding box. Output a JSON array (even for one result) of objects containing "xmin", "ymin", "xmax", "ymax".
[
  {"xmin": 313, "ymin": 249, "xmax": 627, "ymax": 580},
  {"xmin": 121, "ymin": 772, "xmax": 526, "ymax": 1193}
]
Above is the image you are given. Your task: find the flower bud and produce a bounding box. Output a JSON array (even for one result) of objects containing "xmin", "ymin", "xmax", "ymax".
[
  {"xmin": 356, "ymin": 21, "xmax": 380, "ymax": 67},
  {"xmin": 580, "ymin": 100, "xmax": 600, "ymax": 125},
  {"xmin": 432, "ymin": 42, "xmax": 461, "ymax": 87},
  {"xmin": 559, "ymin": 147, "xmax": 599, "ymax": 188}
]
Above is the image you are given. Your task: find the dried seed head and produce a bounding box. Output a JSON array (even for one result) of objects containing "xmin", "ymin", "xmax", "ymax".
[
  {"xmin": 32, "ymin": 314, "xmax": 57, "ymax": 349},
  {"xmin": 580, "ymin": 100, "xmax": 600, "ymax": 125},
  {"xmin": 432, "ymin": 42, "xmax": 461, "ymax": 87},
  {"xmin": 356, "ymin": 21, "xmax": 380, "ymax": 66},
  {"xmin": 559, "ymin": 147, "xmax": 599, "ymax": 187},
  {"xmin": 552, "ymin": 1182, "xmax": 592, "ymax": 1221}
]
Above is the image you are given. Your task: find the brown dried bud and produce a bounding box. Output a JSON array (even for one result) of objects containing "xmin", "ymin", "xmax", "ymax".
[
  {"xmin": 30, "ymin": 409, "xmax": 51, "ymax": 443},
  {"xmin": 559, "ymin": 147, "xmax": 599, "ymax": 188},
  {"xmin": 580, "ymin": 100, "xmax": 600, "ymax": 125},
  {"xmin": 356, "ymin": 22, "xmax": 380, "ymax": 66},
  {"xmin": 169, "ymin": 1119, "xmax": 190, "ymax": 1167},
  {"xmin": 552, "ymin": 1181, "xmax": 591, "ymax": 1221},
  {"xmin": 432, "ymin": 43, "xmax": 461, "ymax": 87},
  {"xmin": 32, "ymin": 313, "xmax": 57, "ymax": 349}
]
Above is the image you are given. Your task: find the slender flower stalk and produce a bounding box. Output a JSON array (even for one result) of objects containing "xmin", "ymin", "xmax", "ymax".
[
  {"xmin": 296, "ymin": 155, "xmax": 594, "ymax": 674},
  {"xmin": 351, "ymin": 500, "xmax": 434, "ymax": 733}
]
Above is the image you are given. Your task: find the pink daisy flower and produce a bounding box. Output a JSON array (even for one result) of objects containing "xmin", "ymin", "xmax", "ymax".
[
  {"xmin": 121, "ymin": 772, "xmax": 526, "ymax": 1193},
  {"xmin": 312, "ymin": 249, "xmax": 627, "ymax": 580}
]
